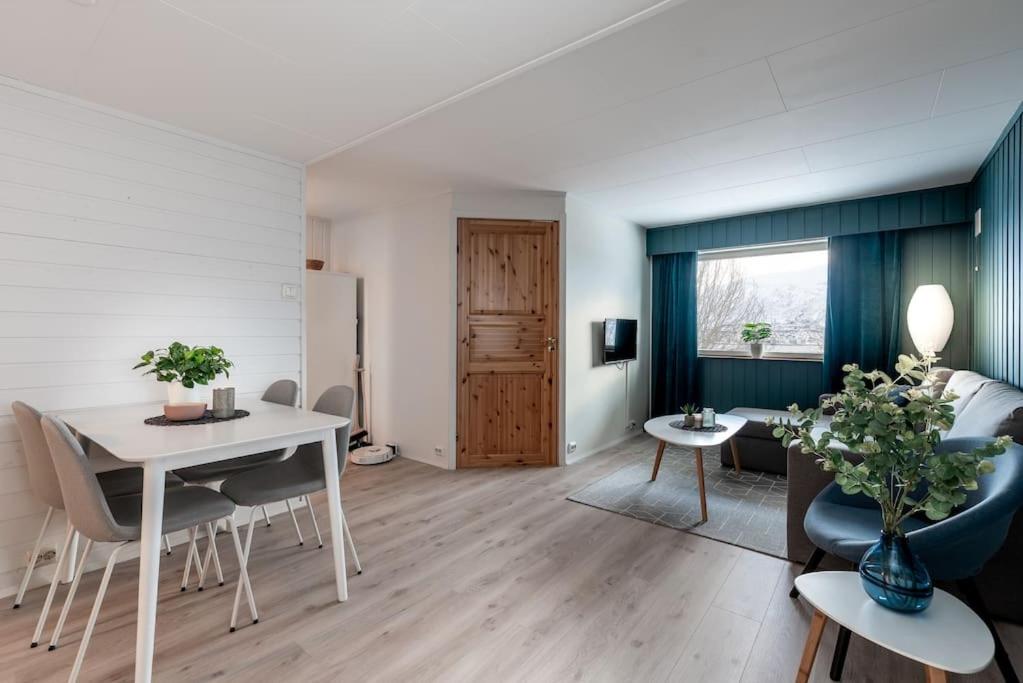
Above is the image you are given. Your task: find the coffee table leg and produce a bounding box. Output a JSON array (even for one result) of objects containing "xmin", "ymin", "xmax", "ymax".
[
  {"xmin": 796, "ymin": 610, "xmax": 828, "ymax": 683},
  {"xmin": 695, "ymin": 447, "xmax": 708, "ymax": 522},
  {"xmin": 924, "ymin": 666, "xmax": 948, "ymax": 683},
  {"xmin": 729, "ymin": 437, "xmax": 742, "ymax": 474},
  {"xmin": 650, "ymin": 440, "xmax": 666, "ymax": 481}
]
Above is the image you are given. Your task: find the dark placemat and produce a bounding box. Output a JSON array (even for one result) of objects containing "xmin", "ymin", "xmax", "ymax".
[
  {"xmin": 668, "ymin": 420, "xmax": 727, "ymax": 433},
  {"xmin": 144, "ymin": 409, "xmax": 250, "ymax": 426}
]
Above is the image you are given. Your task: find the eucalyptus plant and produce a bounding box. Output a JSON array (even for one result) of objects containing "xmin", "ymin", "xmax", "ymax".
[
  {"xmin": 770, "ymin": 354, "xmax": 1010, "ymax": 533},
  {"xmin": 134, "ymin": 342, "xmax": 233, "ymax": 388},
  {"xmin": 740, "ymin": 322, "xmax": 772, "ymax": 343}
]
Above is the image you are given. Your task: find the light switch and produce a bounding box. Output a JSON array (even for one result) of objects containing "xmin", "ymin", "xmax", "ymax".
[{"xmin": 281, "ymin": 283, "xmax": 299, "ymax": 300}]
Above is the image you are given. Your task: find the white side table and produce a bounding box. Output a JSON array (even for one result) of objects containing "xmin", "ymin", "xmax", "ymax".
[
  {"xmin": 642, "ymin": 413, "xmax": 746, "ymax": 522},
  {"xmin": 794, "ymin": 572, "xmax": 994, "ymax": 683}
]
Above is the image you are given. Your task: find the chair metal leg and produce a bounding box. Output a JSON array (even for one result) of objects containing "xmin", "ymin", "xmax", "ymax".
[
  {"xmin": 198, "ymin": 522, "xmax": 224, "ymax": 590},
  {"xmin": 163, "ymin": 535, "xmax": 173, "ymax": 556},
  {"xmin": 180, "ymin": 526, "xmax": 200, "ymax": 592},
  {"xmin": 830, "ymin": 626, "xmax": 852, "ymax": 681},
  {"xmin": 341, "ymin": 508, "xmax": 361, "ymax": 575},
  {"xmin": 307, "ymin": 498, "xmax": 324, "ymax": 549},
  {"xmin": 790, "ymin": 547, "xmax": 826, "ymax": 599},
  {"xmin": 285, "ymin": 499, "xmax": 304, "ymax": 546},
  {"xmin": 958, "ymin": 578, "xmax": 1020, "ymax": 683},
  {"xmin": 48, "ymin": 539, "xmax": 94, "ymax": 650},
  {"xmin": 13, "ymin": 506, "xmax": 54, "ymax": 608},
  {"xmin": 262, "ymin": 505, "xmax": 272, "ymax": 527},
  {"xmin": 31, "ymin": 524, "xmax": 76, "ymax": 648},
  {"xmin": 68, "ymin": 542, "xmax": 128, "ymax": 683},
  {"xmin": 230, "ymin": 509, "xmax": 259, "ymax": 631}
]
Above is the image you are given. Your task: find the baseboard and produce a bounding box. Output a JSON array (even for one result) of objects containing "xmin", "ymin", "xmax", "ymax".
[{"xmin": 567, "ymin": 431, "xmax": 646, "ymax": 464}]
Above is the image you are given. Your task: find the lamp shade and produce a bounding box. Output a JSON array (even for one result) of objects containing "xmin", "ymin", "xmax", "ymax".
[{"xmin": 906, "ymin": 285, "xmax": 954, "ymax": 355}]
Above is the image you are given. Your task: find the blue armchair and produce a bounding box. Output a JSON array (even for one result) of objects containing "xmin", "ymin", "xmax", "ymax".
[{"xmin": 791, "ymin": 438, "xmax": 1023, "ymax": 682}]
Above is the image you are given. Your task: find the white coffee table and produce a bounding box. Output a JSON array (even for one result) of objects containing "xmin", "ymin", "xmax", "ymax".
[
  {"xmin": 642, "ymin": 413, "xmax": 747, "ymax": 522},
  {"xmin": 794, "ymin": 572, "xmax": 994, "ymax": 683}
]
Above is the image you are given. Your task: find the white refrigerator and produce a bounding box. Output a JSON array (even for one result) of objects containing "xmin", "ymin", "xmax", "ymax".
[{"xmin": 304, "ymin": 270, "xmax": 358, "ymax": 423}]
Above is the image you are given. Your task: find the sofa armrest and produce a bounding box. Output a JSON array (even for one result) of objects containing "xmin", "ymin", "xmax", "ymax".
[{"xmin": 786, "ymin": 443, "xmax": 830, "ymax": 562}]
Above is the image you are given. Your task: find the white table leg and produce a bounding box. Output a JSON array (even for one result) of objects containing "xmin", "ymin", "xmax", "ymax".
[
  {"xmin": 134, "ymin": 462, "xmax": 166, "ymax": 683},
  {"xmin": 320, "ymin": 430, "xmax": 348, "ymax": 602}
]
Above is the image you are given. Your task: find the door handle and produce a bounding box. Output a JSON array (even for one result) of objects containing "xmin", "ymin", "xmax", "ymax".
[{"xmin": 546, "ymin": 337, "xmax": 558, "ymax": 351}]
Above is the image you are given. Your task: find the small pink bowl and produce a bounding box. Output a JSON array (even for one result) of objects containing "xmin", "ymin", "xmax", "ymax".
[{"xmin": 164, "ymin": 403, "xmax": 206, "ymax": 421}]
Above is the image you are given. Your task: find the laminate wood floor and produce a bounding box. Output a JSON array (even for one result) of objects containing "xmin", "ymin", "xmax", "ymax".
[{"xmin": 1, "ymin": 437, "xmax": 1020, "ymax": 682}]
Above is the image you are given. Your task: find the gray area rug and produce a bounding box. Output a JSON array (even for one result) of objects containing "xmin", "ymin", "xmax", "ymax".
[{"xmin": 568, "ymin": 438, "xmax": 787, "ymax": 559}]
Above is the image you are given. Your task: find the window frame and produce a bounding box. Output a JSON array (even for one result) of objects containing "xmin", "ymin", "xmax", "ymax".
[{"xmin": 696, "ymin": 239, "xmax": 828, "ymax": 362}]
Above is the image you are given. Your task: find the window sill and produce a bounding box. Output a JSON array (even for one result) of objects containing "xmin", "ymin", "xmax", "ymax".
[{"xmin": 698, "ymin": 351, "xmax": 823, "ymax": 363}]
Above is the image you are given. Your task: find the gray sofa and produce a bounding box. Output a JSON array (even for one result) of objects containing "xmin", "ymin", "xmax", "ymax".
[{"xmin": 786, "ymin": 368, "xmax": 1023, "ymax": 620}]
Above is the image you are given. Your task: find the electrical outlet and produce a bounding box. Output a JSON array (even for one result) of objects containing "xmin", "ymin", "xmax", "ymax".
[
  {"xmin": 281, "ymin": 283, "xmax": 299, "ymax": 300},
  {"xmin": 567, "ymin": 441, "xmax": 577, "ymax": 454},
  {"xmin": 434, "ymin": 446, "xmax": 444, "ymax": 457}
]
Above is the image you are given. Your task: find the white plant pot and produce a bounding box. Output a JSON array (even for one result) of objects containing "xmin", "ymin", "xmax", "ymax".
[
  {"xmin": 167, "ymin": 381, "xmax": 201, "ymax": 405},
  {"xmin": 750, "ymin": 343, "xmax": 763, "ymax": 359}
]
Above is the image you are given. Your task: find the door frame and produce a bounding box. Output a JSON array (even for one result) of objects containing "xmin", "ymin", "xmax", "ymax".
[{"xmin": 455, "ymin": 216, "xmax": 561, "ymax": 468}]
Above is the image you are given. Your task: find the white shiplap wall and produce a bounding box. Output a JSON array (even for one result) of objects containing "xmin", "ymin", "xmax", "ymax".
[{"xmin": 0, "ymin": 77, "xmax": 305, "ymax": 597}]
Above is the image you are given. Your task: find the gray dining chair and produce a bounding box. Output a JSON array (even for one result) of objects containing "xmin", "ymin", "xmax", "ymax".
[
  {"xmin": 40, "ymin": 415, "xmax": 257, "ymax": 683},
  {"xmin": 219, "ymin": 385, "xmax": 361, "ymax": 631},
  {"xmin": 173, "ymin": 379, "xmax": 302, "ymax": 590},
  {"xmin": 9, "ymin": 401, "xmax": 183, "ymax": 648}
]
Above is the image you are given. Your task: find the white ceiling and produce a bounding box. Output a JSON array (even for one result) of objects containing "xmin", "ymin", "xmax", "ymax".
[{"xmin": 2, "ymin": 0, "xmax": 1022, "ymax": 227}]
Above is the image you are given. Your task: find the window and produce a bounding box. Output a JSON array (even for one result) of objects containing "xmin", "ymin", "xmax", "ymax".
[{"xmin": 697, "ymin": 240, "xmax": 828, "ymax": 358}]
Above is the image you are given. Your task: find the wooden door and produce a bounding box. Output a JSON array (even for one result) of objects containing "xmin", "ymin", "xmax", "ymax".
[{"xmin": 457, "ymin": 218, "xmax": 559, "ymax": 467}]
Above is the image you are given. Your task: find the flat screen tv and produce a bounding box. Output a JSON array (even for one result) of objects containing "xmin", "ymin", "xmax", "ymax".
[{"xmin": 603, "ymin": 318, "xmax": 637, "ymax": 364}]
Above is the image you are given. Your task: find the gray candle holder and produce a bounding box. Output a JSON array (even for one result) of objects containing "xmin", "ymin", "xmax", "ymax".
[{"xmin": 212, "ymin": 387, "xmax": 236, "ymax": 418}]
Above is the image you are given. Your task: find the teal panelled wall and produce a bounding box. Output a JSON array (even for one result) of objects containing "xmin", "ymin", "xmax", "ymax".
[
  {"xmin": 647, "ymin": 185, "xmax": 969, "ymax": 255},
  {"xmin": 698, "ymin": 358, "xmax": 822, "ymax": 413},
  {"xmin": 899, "ymin": 224, "xmax": 973, "ymax": 370},
  {"xmin": 971, "ymin": 104, "xmax": 1023, "ymax": 387}
]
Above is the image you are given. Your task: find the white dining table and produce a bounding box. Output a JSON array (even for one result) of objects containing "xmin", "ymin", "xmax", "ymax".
[{"xmin": 56, "ymin": 399, "xmax": 351, "ymax": 683}]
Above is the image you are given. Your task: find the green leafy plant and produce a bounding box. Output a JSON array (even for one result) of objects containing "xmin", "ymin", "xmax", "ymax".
[
  {"xmin": 740, "ymin": 322, "xmax": 772, "ymax": 343},
  {"xmin": 680, "ymin": 403, "xmax": 700, "ymax": 416},
  {"xmin": 770, "ymin": 354, "xmax": 1010, "ymax": 533},
  {"xmin": 133, "ymin": 342, "xmax": 233, "ymax": 388}
]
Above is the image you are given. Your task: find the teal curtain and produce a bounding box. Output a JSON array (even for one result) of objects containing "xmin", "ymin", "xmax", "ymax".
[
  {"xmin": 823, "ymin": 231, "xmax": 903, "ymax": 392},
  {"xmin": 651, "ymin": 252, "xmax": 699, "ymax": 416}
]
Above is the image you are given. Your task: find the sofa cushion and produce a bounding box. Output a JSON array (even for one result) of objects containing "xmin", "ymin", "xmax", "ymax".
[
  {"xmin": 947, "ymin": 381, "xmax": 1023, "ymax": 444},
  {"xmin": 944, "ymin": 370, "xmax": 997, "ymax": 415},
  {"xmin": 925, "ymin": 367, "xmax": 955, "ymax": 399}
]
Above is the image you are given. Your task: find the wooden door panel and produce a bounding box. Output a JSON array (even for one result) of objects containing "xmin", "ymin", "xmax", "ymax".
[
  {"xmin": 467, "ymin": 230, "xmax": 544, "ymax": 315},
  {"xmin": 458, "ymin": 218, "xmax": 558, "ymax": 468},
  {"xmin": 466, "ymin": 373, "xmax": 543, "ymax": 462}
]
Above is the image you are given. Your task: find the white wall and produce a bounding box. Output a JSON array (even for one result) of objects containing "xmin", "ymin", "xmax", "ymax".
[
  {"xmin": 0, "ymin": 77, "xmax": 305, "ymax": 597},
  {"xmin": 326, "ymin": 190, "xmax": 647, "ymax": 469},
  {"xmin": 331, "ymin": 193, "xmax": 456, "ymax": 468},
  {"xmin": 564, "ymin": 195, "xmax": 648, "ymax": 460}
]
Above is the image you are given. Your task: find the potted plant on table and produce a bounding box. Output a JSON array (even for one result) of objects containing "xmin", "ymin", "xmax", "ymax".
[
  {"xmin": 771, "ymin": 355, "xmax": 1010, "ymax": 612},
  {"xmin": 741, "ymin": 322, "xmax": 772, "ymax": 358},
  {"xmin": 680, "ymin": 403, "xmax": 700, "ymax": 428},
  {"xmin": 134, "ymin": 342, "xmax": 233, "ymax": 418}
]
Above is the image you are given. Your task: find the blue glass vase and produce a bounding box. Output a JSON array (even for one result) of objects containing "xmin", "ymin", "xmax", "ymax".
[{"xmin": 858, "ymin": 531, "xmax": 933, "ymax": 613}]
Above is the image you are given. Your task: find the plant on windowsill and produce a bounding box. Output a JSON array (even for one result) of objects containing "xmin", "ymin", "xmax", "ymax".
[
  {"xmin": 770, "ymin": 354, "xmax": 1011, "ymax": 612},
  {"xmin": 740, "ymin": 322, "xmax": 772, "ymax": 358},
  {"xmin": 134, "ymin": 342, "xmax": 233, "ymax": 407}
]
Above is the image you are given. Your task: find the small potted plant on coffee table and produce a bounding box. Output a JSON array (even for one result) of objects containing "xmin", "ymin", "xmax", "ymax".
[
  {"xmin": 134, "ymin": 342, "xmax": 233, "ymax": 420},
  {"xmin": 741, "ymin": 322, "xmax": 772, "ymax": 358},
  {"xmin": 680, "ymin": 403, "xmax": 700, "ymax": 428}
]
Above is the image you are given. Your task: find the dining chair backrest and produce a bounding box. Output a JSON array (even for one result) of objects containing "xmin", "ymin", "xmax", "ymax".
[
  {"xmin": 40, "ymin": 416, "xmax": 128, "ymax": 544},
  {"xmin": 293, "ymin": 385, "xmax": 355, "ymax": 475},
  {"xmin": 262, "ymin": 379, "xmax": 299, "ymax": 407},
  {"xmin": 11, "ymin": 401, "xmax": 64, "ymax": 511}
]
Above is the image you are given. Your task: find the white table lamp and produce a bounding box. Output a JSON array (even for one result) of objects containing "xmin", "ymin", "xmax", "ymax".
[{"xmin": 906, "ymin": 284, "xmax": 954, "ymax": 355}]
